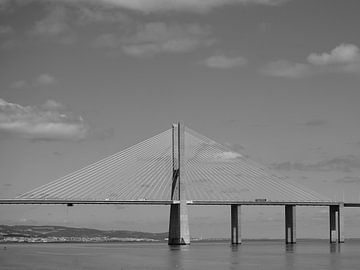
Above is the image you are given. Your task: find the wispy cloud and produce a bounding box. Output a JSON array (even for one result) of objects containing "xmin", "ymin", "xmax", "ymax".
[
  {"xmin": 29, "ymin": 5, "xmax": 68, "ymax": 36},
  {"xmin": 28, "ymin": 5, "xmax": 77, "ymax": 44},
  {"xmin": 0, "ymin": 98, "xmax": 88, "ymax": 141},
  {"xmin": 214, "ymin": 151, "xmax": 242, "ymax": 160},
  {"xmin": 76, "ymin": 6, "xmax": 130, "ymax": 25},
  {"xmin": 203, "ymin": 54, "xmax": 248, "ymax": 69},
  {"xmin": 335, "ymin": 176, "xmax": 360, "ymax": 184},
  {"xmin": 100, "ymin": 22, "xmax": 215, "ymax": 57},
  {"xmin": 1, "ymin": 0, "xmax": 290, "ymax": 13},
  {"xmin": 35, "ymin": 74, "xmax": 57, "ymax": 86},
  {"xmin": 272, "ymin": 155, "xmax": 360, "ymax": 173},
  {"xmin": 10, "ymin": 74, "xmax": 57, "ymax": 89},
  {"xmin": 10, "ymin": 80, "xmax": 28, "ymax": 90},
  {"xmin": 261, "ymin": 43, "xmax": 360, "ymax": 78},
  {"xmin": 303, "ymin": 119, "xmax": 327, "ymax": 127},
  {"xmin": 260, "ymin": 60, "xmax": 310, "ymax": 78}
]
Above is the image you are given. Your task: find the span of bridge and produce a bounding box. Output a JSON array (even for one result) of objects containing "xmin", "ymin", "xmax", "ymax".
[{"xmin": 0, "ymin": 122, "xmax": 353, "ymax": 245}]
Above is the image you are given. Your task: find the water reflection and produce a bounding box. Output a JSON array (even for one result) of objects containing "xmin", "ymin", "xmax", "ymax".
[
  {"xmin": 229, "ymin": 244, "xmax": 241, "ymax": 270},
  {"xmin": 285, "ymin": 243, "xmax": 296, "ymax": 253},
  {"xmin": 329, "ymin": 243, "xmax": 341, "ymax": 253},
  {"xmin": 285, "ymin": 244, "xmax": 296, "ymax": 269},
  {"xmin": 2, "ymin": 241, "xmax": 359, "ymax": 270},
  {"xmin": 167, "ymin": 245, "xmax": 189, "ymax": 269},
  {"xmin": 329, "ymin": 244, "xmax": 342, "ymax": 270}
]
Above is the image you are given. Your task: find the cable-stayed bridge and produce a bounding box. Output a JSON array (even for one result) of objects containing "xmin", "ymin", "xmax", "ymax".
[{"xmin": 0, "ymin": 122, "xmax": 353, "ymax": 245}]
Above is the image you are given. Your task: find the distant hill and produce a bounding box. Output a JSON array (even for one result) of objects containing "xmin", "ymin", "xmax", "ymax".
[{"xmin": 0, "ymin": 225, "xmax": 167, "ymax": 241}]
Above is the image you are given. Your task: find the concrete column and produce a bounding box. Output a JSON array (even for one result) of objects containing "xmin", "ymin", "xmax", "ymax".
[
  {"xmin": 231, "ymin": 205, "xmax": 241, "ymax": 245},
  {"xmin": 329, "ymin": 204, "xmax": 344, "ymax": 243},
  {"xmin": 168, "ymin": 201, "xmax": 190, "ymax": 245},
  {"xmin": 168, "ymin": 122, "xmax": 190, "ymax": 245},
  {"xmin": 285, "ymin": 205, "xmax": 296, "ymax": 244}
]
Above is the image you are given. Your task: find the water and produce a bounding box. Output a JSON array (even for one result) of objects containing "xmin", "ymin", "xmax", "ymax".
[{"xmin": 0, "ymin": 240, "xmax": 358, "ymax": 270}]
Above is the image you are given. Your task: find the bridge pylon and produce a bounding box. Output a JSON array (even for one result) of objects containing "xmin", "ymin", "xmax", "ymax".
[{"xmin": 168, "ymin": 122, "xmax": 190, "ymax": 245}]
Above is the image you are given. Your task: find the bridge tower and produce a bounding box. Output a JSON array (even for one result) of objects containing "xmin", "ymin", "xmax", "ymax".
[{"xmin": 168, "ymin": 122, "xmax": 190, "ymax": 245}]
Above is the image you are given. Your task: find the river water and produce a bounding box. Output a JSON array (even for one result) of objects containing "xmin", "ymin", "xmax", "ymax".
[{"xmin": 0, "ymin": 240, "xmax": 358, "ymax": 270}]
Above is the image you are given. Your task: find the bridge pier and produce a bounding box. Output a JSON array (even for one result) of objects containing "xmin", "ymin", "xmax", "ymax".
[
  {"xmin": 231, "ymin": 205, "xmax": 241, "ymax": 245},
  {"xmin": 329, "ymin": 204, "xmax": 344, "ymax": 243},
  {"xmin": 168, "ymin": 201, "xmax": 190, "ymax": 245},
  {"xmin": 285, "ymin": 205, "xmax": 296, "ymax": 244}
]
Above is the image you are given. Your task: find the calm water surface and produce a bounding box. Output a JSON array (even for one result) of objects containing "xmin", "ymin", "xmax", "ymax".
[{"xmin": 0, "ymin": 240, "xmax": 358, "ymax": 270}]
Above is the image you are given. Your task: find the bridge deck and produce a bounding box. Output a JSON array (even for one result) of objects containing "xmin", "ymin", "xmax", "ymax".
[{"xmin": 0, "ymin": 199, "xmax": 354, "ymax": 207}]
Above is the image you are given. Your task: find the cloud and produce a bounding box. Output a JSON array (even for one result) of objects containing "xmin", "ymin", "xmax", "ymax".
[
  {"xmin": 224, "ymin": 142, "xmax": 245, "ymax": 152},
  {"xmin": 29, "ymin": 5, "xmax": 69, "ymax": 36},
  {"xmin": 92, "ymin": 33, "xmax": 121, "ymax": 49},
  {"xmin": 92, "ymin": 22, "xmax": 215, "ymax": 56},
  {"xmin": 35, "ymin": 74, "xmax": 57, "ymax": 86},
  {"xmin": 41, "ymin": 99, "xmax": 66, "ymax": 110},
  {"xmin": 307, "ymin": 43, "xmax": 360, "ymax": 73},
  {"xmin": 272, "ymin": 155, "xmax": 360, "ymax": 173},
  {"xmin": 203, "ymin": 54, "xmax": 248, "ymax": 69},
  {"xmin": 76, "ymin": 6, "xmax": 130, "ymax": 25},
  {"xmin": 214, "ymin": 151, "xmax": 242, "ymax": 160},
  {"xmin": 304, "ymin": 119, "xmax": 327, "ymax": 127},
  {"xmin": 0, "ymin": 98, "xmax": 88, "ymax": 141},
  {"xmin": 335, "ymin": 176, "xmax": 360, "ymax": 184},
  {"xmin": 262, "ymin": 43, "xmax": 360, "ymax": 78},
  {"xmin": 1, "ymin": 0, "xmax": 289, "ymax": 13},
  {"xmin": 10, "ymin": 80, "xmax": 28, "ymax": 90},
  {"xmin": 307, "ymin": 43, "xmax": 360, "ymax": 66},
  {"xmin": 121, "ymin": 22, "xmax": 215, "ymax": 57},
  {"xmin": 260, "ymin": 60, "xmax": 310, "ymax": 78},
  {"xmin": 28, "ymin": 4, "xmax": 77, "ymax": 44},
  {"xmin": 94, "ymin": 0, "xmax": 289, "ymax": 13},
  {"xmin": 10, "ymin": 74, "xmax": 57, "ymax": 89}
]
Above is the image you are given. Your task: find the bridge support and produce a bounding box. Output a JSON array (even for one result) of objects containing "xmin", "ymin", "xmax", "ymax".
[
  {"xmin": 285, "ymin": 205, "xmax": 296, "ymax": 244},
  {"xmin": 231, "ymin": 205, "xmax": 241, "ymax": 244},
  {"xmin": 329, "ymin": 204, "xmax": 344, "ymax": 243},
  {"xmin": 168, "ymin": 122, "xmax": 190, "ymax": 245},
  {"xmin": 168, "ymin": 201, "xmax": 190, "ymax": 245}
]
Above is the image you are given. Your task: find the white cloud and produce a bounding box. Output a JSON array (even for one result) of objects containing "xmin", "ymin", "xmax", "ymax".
[
  {"xmin": 307, "ymin": 43, "xmax": 360, "ymax": 66},
  {"xmin": 0, "ymin": 98, "xmax": 88, "ymax": 141},
  {"xmin": 260, "ymin": 60, "xmax": 310, "ymax": 78},
  {"xmin": 121, "ymin": 22, "xmax": 214, "ymax": 57},
  {"xmin": 262, "ymin": 43, "xmax": 360, "ymax": 78},
  {"xmin": 203, "ymin": 54, "xmax": 248, "ymax": 69}
]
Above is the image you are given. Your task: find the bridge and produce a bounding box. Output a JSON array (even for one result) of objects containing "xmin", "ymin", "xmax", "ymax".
[{"xmin": 0, "ymin": 122, "xmax": 352, "ymax": 245}]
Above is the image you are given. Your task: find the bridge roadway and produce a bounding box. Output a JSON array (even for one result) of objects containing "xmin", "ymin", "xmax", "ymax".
[{"xmin": 0, "ymin": 199, "xmax": 357, "ymax": 207}]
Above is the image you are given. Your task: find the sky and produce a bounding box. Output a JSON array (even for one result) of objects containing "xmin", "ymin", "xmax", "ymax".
[{"xmin": 1, "ymin": 0, "xmax": 360, "ymax": 239}]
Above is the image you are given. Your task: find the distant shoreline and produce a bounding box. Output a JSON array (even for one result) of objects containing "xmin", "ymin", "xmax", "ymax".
[{"xmin": 2, "ymin": 225, "xmax": 360, "ymax": 244}]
